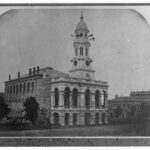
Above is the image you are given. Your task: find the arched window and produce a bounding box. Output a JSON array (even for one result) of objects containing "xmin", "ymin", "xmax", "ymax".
[
  {"xmin": 85, "ymin": 48, "xmax": 88, "ymax": 56},
  {"xmin": 53, "ymin": 113, "xmax": 59, "ymax": 125},
  {"xmin": 102, "ymin": 91, "xmax": 107, "ymax": 107},
  {"xmin": 23, "ymin": 83, "xmax": 26, "ymax": 93},
  {"xmin": 64, "ymin": 113, "xmax": 69, "ymax": 126},
  {"xmin": 95, "ymin": 90, "xmax": 100, "ymax": 108},
  {"xmin": 73, "ymin": 113, "xmax": 78, "ymax": 126},
  {"xmin": 20, "ymin": 84, "xmax": 22, "ymax": 93},
  {"xmin": 75, "ymin": 48, "xmax": 78, "ymax": 56},
  {"xmin": 85, "ymin": 89, "xmax": 90, "ymax": 109},
  {"xmin": 85, "ymin": 113, "xmax": 90, "ymax": 125},
  {"xmin": 31, "ymin": 82, "xmax": 34, "ymax": 92},
  {"xmin": 27, "ymin": 82, "xmax": 30, "ymax": 93},
  {"xmin": 80, "ymin": 47, "xmax": 83, "ymax": 56},
  {"xmin": 95, "ymin": 113, "xmax": 99, "ymax": 125},
  {"xmin": 72, "ymin": 88, "xmax": 78, "ymax": 108},
  {"xmin": 64, "ymin": 87, "xmax": 70, "ymax": 108},
  {"xmin": 54, "ymin": 88, "xmax": 59, "ymax": 108}
]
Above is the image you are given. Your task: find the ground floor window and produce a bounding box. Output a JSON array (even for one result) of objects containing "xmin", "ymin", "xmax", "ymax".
[
  {"xmin": 53, "ymin": 113, "xmax": 59, "ymax": 125},
  {"xmin": 102, "ymin": 113, "xmax": 106, "ymax": 124},
  {"xmin": 95, "ymin": 113, "xmax": 99, "ymax": 124},
  {"xmin": 85, "ymin": 113, "xmax": 90, "ymax": 125},
  {"xmin": 65, "ymin": 113, "xmax": 69, "ymax": 126},
  {"xmin": 73, "ymin": 113, "xmax": 78, "ymax": 126}
]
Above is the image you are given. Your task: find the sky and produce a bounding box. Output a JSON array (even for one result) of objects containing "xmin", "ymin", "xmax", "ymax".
[{"xmin": 0, "ymin": 6, "xmax": 150, "ymax": 99}]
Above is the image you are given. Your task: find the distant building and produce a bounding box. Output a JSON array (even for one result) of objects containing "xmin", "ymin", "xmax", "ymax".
[
  {"xmin": 5, "ymin": 13, "xmax": 109, "ymax": 126},
  {"xmin": 108, "ymin": 91, "xmax": 150, "ymax": 121}
]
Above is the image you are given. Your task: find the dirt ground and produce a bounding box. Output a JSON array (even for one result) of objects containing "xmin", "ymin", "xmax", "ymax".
[{"xmin": 0, "ymin": 124, "xmax": 149, "ymax": 146}]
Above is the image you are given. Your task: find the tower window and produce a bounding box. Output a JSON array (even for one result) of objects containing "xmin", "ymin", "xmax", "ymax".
[
  {"xmin": 75, "ymin": 48, "xmax": 78, "ymax": 56},
  {"xmin": 85, "ymin": 48, "xmax": 88, "ymax": 56},
  {"xmin": 80, "ymin": 47, "xmax": 83, "ymax": 56},
  {"xmin": 80, "ymin": 33, "xmax": 83, "ymax": 37}
]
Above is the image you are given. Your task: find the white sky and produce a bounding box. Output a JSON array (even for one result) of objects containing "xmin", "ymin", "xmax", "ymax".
[{"xmin": 0, "ymin": 5, "xmax": 150, "ymax": 99}]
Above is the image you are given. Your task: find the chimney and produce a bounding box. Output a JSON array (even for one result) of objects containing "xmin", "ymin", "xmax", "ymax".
[
  {"xmin": 29, "ymin": 68, "xmax": 32, "ymax": 75},
  {"xmin": 115, "ymin": 94, "xmax": 118, "ymax": 99},
  {"xmin": 9, "ymin": 74, "xmax": 11, "ymax": 80},
  {"xmin": 33, "ymin": 67, "xmax": 36, "ymax": 75},
  {"xmin": 37, "ymin": 66, "xmax": 39, "ymax": 74},
  {"xmin": 18, "ymin": 72, "xmax": 20, "ymax": 78}
]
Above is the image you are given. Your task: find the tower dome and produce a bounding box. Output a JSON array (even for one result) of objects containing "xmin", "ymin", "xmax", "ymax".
[{"xmin": 75, "ymin": 13, "xmax": 89, "ymax": 32}]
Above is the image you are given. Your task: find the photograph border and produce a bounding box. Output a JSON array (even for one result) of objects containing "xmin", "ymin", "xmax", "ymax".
[{"xmin": 0, "ymin": 3, "xmax": 150, "ymax": 146}]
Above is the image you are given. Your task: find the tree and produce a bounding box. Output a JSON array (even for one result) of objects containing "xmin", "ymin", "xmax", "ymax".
[
  {"xmin": 115, "ymin": 105, "xmax": 122, "ymax": 118},
  {"xmin": 23, "ymin": 97, "xmax": 39, "ymax": 125},
  {"xmin": 0, "ymin": 96, "xmax": 10, "ymax": 121}
]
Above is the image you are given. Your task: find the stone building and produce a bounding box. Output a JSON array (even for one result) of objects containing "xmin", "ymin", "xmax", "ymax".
[
  {"xmin": 5, "ymin": 13, "xmax": 109, "ymax": 126},
  {"xmin": 108, "ymin": 91, "xmax": 150, "ymax": 121}
]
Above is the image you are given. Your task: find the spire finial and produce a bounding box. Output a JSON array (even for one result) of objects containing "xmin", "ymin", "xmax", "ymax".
[{"xmin": 80, "ymin": 10, "xmax": 83, "ymax": 20}]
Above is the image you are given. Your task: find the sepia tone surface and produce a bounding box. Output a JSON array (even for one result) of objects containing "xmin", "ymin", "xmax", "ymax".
[{"xmin": 0, "ymin": 4, "xmax": 150, "ymax": 146}]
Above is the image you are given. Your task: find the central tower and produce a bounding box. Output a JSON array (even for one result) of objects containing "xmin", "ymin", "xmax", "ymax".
[{"xmin": 69, "ymin": 13, "xmax": 95, "ymax": 80}]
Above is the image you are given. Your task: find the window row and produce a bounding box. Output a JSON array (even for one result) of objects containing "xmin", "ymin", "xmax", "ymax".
[
  {"xmin": 54, "ymin": 87, "xmax": 107, "ymax": 108},
  {"xmin": 53, "ymin": 112, "xmax": 106, "ymax": 126},
  {"xmin": 75, "ymin": 47, "xmax": 88, "ymax": 56},
  {"xmin": 6, "ymin": 82, "xmax": 35, "ymax": 95},
  {"xmin": 75, "ymin": 32, "xmax": 87, "ymax": 39}
]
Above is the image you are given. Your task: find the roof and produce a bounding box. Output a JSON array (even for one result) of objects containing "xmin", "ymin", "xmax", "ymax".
[
  {"xmin": 76, "ymin": 13, "xmax": 89, "ymax": 31},
  {"xmin": 109, "ymin": 95, "xmax": 150, "ymax": 103},
  {"xmin": 5, "ymin": 67, "xmax": 69, "ymax": 83}
]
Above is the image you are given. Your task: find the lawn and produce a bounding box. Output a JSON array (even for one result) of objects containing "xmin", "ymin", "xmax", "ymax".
[{"xmin": 0, "ymin": 123, "xmax": 143, "ymax": 137}]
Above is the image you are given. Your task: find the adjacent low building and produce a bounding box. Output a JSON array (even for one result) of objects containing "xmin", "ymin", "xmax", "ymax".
[{"xmin": 108, "ymin": 91, "xmax": 150, "ymax": 121}]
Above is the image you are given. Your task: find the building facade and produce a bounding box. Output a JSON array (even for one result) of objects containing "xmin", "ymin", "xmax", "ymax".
[
  {"xmin": 5, "ymin": 13, "xmax": 109, "ymax": 126},
  {"xmin": 108, "ymin": 91, "xmax": 150, "ymax": 121}
]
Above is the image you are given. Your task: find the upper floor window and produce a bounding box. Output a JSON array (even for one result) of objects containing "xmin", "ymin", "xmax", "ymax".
[
  {"xmin": 80, "ymin": 47, "xmax": 83, "ymax": 56},
  {"xmin": 23, "ymin": 83, "xmax": 26, "ymax": 93},
  {"xmin": 20, "ymin": 84, "xmax": 22, "ymax": 93},
  {"xmin": 10, "ymin": 86, "xmax": 12, "ymax": 94},
  {"xmin": 27, "ymin": 82, "xmax": 30, "ymax": 93},
  {"xmin": 13, "ymin": 85, "xmax": 15, "ymax": 94},
  {"xmin": 31, "ymin": 82, "xmax": 34, "ymax": 92},
  {"xmin": 16, "ymin": 85, "xmax": 18, "ymax": 94}
]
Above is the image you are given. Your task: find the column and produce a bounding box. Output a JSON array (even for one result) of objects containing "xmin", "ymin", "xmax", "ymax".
[
  {"xmin": 99, "ymin": 112, "xmax": 102, "ymax": 124},
  {"xmin": 90, "ymin": 113, "xmax": 95, "ymax": 125},
  {"xmin": 80, "ymin": 93, "xmax": 85, "ymax": 108},
  {"xmin": 59, "ymin": 91, "xmax": 64, "ymax": 108},
  {"xmin": 91, "ymin": 93, "xmax": 95, "ymax": 109},
  {"xmin": 77, "ymin": 113, "xmax": 80, "ymax": 125},
  {"xmin": 70, "ymin": 92, "xmax": 73, "ymax": 108},
  {"xmin": 51, "ymin": 93, "xmax": 54, "ymax": 107},
  {"xmin": 69, "ymin": 113, "xmax": 73, "ymax": 126},
  {"xmin": 59, "ymin": 113, "xmax": 65, "ymax": 126},
  {"xmin": 79, "ymin": 112, "xmax": 85, "ymax": 125}
]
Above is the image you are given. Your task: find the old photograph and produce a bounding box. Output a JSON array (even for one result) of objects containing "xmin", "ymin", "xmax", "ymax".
[{"xmin": 0, "ymin": 3, "xmax": 149, "ymax": 146}]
